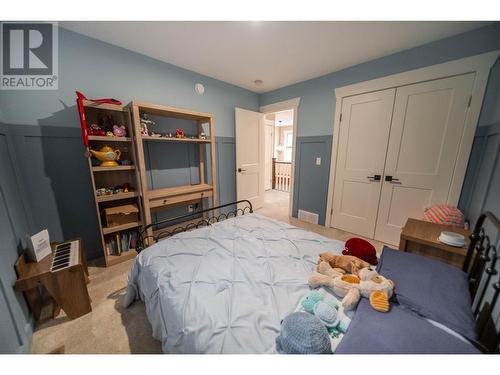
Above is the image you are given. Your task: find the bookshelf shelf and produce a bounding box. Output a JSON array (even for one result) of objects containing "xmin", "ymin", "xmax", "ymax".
[
  {"xmin": 92, "ymin": 165, "xmax": 135, "ymax": 172},
  {"xmin": 88, "ymin": 135, "xmax": 132, "ymax": 142},
  {"xmin": 142, "ymin": 136, "xmax": 211, "ymax": 143},
  {"xmin": 96, "ymin": 191, "xmax": 139, "ymax": 203},
  {"xmin": 106, "ymin": 251, "xmax": 137, "ymax": 266},
  {"xmin": 102, "ymin": 221, "xmax": 142, "ymax": 235}
]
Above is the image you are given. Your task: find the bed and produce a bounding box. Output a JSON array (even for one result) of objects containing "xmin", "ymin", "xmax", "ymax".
[{"xmin": 124, "ymin": 201, "xmax": 500, "ymax": 354}]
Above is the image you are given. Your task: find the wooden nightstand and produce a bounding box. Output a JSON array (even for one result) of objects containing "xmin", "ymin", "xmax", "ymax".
[{"xmin": 399, "ymin": 218, "xmax": 470, "ymax": 268}]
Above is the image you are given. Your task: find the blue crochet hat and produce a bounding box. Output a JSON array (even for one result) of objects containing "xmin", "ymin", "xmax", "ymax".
[{"xmin": 276, "ymin": 312, "xmax": 332, "ymax": 354}]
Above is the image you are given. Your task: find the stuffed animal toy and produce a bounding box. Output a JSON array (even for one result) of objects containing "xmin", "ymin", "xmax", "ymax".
[
  {"xmin": 318, "ymin": 252, "xmax": 370, "ymax": 275},
  {"xmin": 342, "ymin": 237, "xmax": 378, "ymax": 265},
  {"xmin": 309, "ymin": 258, "xmax": 394, "ymax": 313},
  {"xmin": 301, "ymin": 291, "xmax": 350, "ymax": 338}
]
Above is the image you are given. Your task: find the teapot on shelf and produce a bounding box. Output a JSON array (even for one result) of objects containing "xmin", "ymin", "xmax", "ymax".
[{"xmin": 89, "ymin": 145, "xmax": 121, "ymax": 167}]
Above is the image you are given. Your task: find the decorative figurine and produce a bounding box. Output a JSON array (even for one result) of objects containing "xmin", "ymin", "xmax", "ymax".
[
  {"xmin": 140, "ymin": 112, "xmax": 156, "ymax": 136},
  {"xmin": 106, "ymin": 131, "xmax": 114, "ymax": 137},
  {"xmin": 88, "ymin": 123, "xmax": 106, "ymax": 136},
  {"xmin": 175, "ymin": 128, "xmax": 185, "ymax": 138},
  {"xmin": 200, "ymin": 132, "xmax": 206, "ymax": 140},
  {"xmin": 89, "ymin": 145, "xmax": 121, "ymax": 167},
  {"xmin": 122, "ymin": 183, "xmax": 130, "ymax": 193},
  {"xmin": 112, "ymin": 125, "xmax": 127, "ymax": 137}
]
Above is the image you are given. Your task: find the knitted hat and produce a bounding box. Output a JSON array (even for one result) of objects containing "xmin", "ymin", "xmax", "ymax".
[
  {"xmin": 342, "ymin": 237, "xmax": 378, "ymax": 265},
  {"xmin": 276, "ymin": 312, "xmax": 332, "ymax": 354}
]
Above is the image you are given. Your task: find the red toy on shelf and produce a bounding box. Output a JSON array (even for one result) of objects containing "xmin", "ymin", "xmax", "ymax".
[
  {"xmin": 75, "ymin": 91, "xmax": 123, "ymax": 147},
  {"xmin": 175, "ymin": 128, "xmax": 185, "ymax": 138}
]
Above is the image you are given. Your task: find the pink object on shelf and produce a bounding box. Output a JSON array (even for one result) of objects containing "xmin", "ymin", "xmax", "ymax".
[{"xmin": 423, "ymin": 205, "xmax": 465, "ymax": 227}]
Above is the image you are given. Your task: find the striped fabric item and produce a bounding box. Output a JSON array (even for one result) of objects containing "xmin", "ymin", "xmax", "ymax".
[{"xmin": 422, "ymin": 204, "xmax": 464, "ymax": 227}]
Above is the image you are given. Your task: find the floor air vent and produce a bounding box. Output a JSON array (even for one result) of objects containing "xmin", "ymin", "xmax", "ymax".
[{"xmin": 298, "ymin": 209, "xmax": 319, "ymax": 225}]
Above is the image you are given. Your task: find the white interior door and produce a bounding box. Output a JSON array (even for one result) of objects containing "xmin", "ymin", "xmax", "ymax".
[
  {"xmin": 331, "ymin": 89, "xmax": 396, "ymax": 237},
  {"xmin": 235, "ymin": 108, "xmax": 265, "ymax": 209},
  {"xmin": 264, "ymin": 122, "xmax": 274, "ymax": 190},
  {"xmin": 375, "ymin": 73, "xmax": 475, "ymax": 244}
]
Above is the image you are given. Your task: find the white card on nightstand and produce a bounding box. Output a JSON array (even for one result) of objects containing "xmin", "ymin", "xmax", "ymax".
[{"xmin": 27, "ymin": 229, "xmax": 52, "ymax": 262}]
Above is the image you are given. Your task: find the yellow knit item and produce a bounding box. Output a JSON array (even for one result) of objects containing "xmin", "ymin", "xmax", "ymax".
[{"xmin": 369, "ymin": 291, "xmax": 390, "ymax": 312}]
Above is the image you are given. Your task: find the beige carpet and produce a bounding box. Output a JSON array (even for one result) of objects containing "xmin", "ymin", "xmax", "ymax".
[{"xmin": 30, "ymin": 189, "xmax": 388, "ymax": 354}]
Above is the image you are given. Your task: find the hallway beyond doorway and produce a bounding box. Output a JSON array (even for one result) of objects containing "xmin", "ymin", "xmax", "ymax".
[{"xmin": 256, "ymin": 190, "xmax": 388, "ymax": 255}]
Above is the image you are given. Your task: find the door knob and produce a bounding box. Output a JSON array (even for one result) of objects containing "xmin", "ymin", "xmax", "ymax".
[
  {"xmin": 367, "ymin": 174, "xmax": 381, "ymax": 181},
  {"xmin": 237, "ymin": 168, "xmax": 246, "ymax": 173},
  {"xmin": 385, "ymin": 175, "xmax": 400, "ymax": 183}
]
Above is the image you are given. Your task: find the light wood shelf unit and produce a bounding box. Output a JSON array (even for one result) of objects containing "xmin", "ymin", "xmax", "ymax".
[
  {"xmin": 80, "ymin": 100, "xmax": 144, "ymax": 267},
  {"xmin": 129, "ymin": 101, "xmax": 217, "ymax": 244}
]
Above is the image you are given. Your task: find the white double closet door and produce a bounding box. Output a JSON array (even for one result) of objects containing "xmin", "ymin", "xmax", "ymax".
[{"xmin": 332, "ymin": 73, "xmax": 475, "ymax": 245}]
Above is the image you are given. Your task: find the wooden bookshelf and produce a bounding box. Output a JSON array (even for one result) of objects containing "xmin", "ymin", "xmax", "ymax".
[
  {"xmin": 79, "ymin": 100, "xmax": 144, "ymax": 267},
  {"xmin": 130, "ymin": 101, "xmax": 217, "ymax": 244}
]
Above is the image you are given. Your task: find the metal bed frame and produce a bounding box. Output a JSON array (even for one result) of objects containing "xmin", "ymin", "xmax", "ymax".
[
  {"xmin": 137, "ymin": 199, "xmax": 253, "ymax": 252},
  {"xmin": 136, "ymin": 202, "xmax": 499, "ymax": 353},
  {"xmin": 462, "ymin": 211, "xmax": 500, "ymax": 353}
]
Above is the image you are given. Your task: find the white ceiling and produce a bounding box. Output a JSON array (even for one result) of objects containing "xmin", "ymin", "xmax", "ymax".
[{"xmin": 61, "ymin": 21, "xmax": 490, "ymax": 93}]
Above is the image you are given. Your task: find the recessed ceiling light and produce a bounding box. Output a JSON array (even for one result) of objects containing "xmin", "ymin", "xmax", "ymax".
[{"xmin": 254, "ymin": 79, "xmax": 263, "ymax": 86}]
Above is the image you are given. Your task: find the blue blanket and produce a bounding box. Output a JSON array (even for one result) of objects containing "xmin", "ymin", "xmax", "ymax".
[
  {"xmin": 336, "ymin": 247, "xmax": 479, "ymax": 354},
  {"xmin": 336, "ymin": 299, "xmax": 479, "ymax": 354}
]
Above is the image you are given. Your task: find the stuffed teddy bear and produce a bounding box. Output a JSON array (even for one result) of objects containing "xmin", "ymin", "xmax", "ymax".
[
  {"xmin": 309, "ymin": 256, "xmax": 395, "ymax": 313},
  {"xmin": 317, "ymin": 252, "xmax": 370, "ymax": 275}
]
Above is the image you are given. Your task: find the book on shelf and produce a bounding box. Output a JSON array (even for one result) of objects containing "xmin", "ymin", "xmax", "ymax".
[{"xmin": 105, "ymin": 231, "xmax": 138, "ymax": 256}]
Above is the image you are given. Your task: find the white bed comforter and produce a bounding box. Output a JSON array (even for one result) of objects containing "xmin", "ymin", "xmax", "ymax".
[{"xmin": 124, "ymin": 213, "xmax": 345, "ymax": 353}]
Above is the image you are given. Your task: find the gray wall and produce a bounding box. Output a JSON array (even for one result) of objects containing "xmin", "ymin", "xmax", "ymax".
[
  {"xmin": 260, "ymin": 23, "xmax": 500, "ymax": 223},
  {"xmin": 0, "ymin": 124, "xmax": 33, "ymax": 353}
]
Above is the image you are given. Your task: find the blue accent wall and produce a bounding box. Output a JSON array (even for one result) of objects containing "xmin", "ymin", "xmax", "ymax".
[
  {"xmin": 260, "ymin": 23, "xmax": 500, "ymax": 221},
  {"xmin": 293, "ymin": 136, "xmax": 332, "ymax": 225},
  {"xmin": 0, "ymin": 124, "xmax": 33, "ymax": 353}
]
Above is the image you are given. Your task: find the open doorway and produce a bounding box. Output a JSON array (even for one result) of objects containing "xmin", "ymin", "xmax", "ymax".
[{"xmin": 263, "ymin": 109, "xmax": 294, "ymax": 215}]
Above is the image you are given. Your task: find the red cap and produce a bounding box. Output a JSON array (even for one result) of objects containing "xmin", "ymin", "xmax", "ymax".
[{"xmin": 342, "ymin": 237, "xmax": 378, "ymax": 265}]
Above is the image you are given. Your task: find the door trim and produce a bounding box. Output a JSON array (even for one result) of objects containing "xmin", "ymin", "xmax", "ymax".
[
  {"xmin": 325, "ymin": 50, "xmax": 500, "ymax": 228},
  {"xmin": 260, "ymin": 97, "xmax": 301, "ymax": 217}
]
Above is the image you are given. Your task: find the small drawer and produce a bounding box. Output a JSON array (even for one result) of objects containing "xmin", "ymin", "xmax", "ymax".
[{"xmin": 149, "ymin": 190, "xmax": 213, "ymax": 209}]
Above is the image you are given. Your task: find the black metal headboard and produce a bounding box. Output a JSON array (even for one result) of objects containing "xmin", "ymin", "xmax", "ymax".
[
  {"xmin": 137, "ymin": 199, "xmax": 253, "ymax": 252},
  {"xmin": 462, "ymin": 211, "xmax": 500, "ymax": 353}
]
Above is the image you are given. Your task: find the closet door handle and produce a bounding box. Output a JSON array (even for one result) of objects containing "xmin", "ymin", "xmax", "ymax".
[
  {"xmin": 367, "ymin": 174, "xmax": 381, "ymax": 181},
  {"xmin": 237, "ymin": 168, "xmax": 246, "ymax": 173},
  {"xmin": 385, "ymin": 175, "xmax": 401, "ymax": 183}
]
